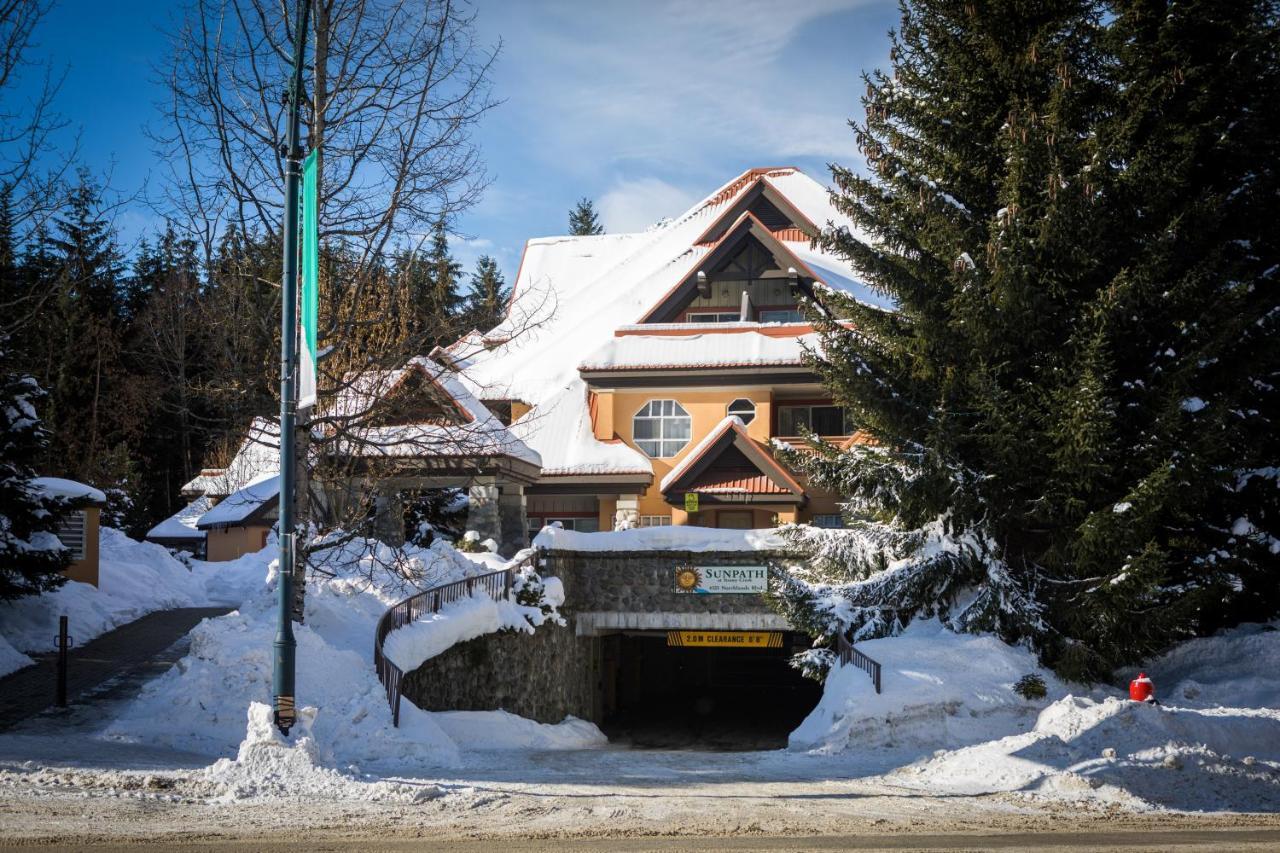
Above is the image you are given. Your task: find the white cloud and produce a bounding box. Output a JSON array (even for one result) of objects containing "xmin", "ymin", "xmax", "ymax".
[{"xmin": 598, "ymin": 177, "xmax": 699, "ymax": 233}]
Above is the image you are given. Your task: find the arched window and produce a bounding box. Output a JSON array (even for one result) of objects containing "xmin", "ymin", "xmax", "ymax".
[
  {"xmin": 727, "ymin": 398, "xmax": 756, "ymax": 425},
  {"xmin": 633, "ymin": 400, "xmax": 692, "ymax": 457}
]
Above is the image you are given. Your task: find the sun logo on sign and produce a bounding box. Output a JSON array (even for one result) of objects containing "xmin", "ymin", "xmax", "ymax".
[{"xmin": 675, "ymin": 566, "xmax": 700, "ymax": 592}]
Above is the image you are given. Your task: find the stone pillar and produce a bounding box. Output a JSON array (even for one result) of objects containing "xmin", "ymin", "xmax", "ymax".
[
  {"xmin": 614, "ymin": 494, "xmax": 639, "ymax": 530},
  {"xmin": 466, "ymin": 478, "xmax": 501, "ymax": 544},
  {"xmin": 498, "ymin": 484, "xmax": 528, "ymax": 556}
]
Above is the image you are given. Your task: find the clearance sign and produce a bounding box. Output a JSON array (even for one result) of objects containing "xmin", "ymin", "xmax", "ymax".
[{"xmin": 668, "ymin": 630, "xmax": 783, "ymax": 648}]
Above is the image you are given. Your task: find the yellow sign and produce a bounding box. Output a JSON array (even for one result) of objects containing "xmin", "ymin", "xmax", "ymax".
[
  {"xmin": 684, "ymin": 492, "xmax": 699, "ymax": 513},
  {"xmin": 667, "ymin": 630, "xmax": 782, "ymax": 648}
]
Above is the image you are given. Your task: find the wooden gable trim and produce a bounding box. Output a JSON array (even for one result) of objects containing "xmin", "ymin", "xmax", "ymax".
[
  {"xmin": 692, "ymin": 178, "xmax": 820, "ymax": 247},
  {"xmin": 638, "ymin": 211, "xmax": 826, "ymax": 324},
  {"xmin": 375, "ymin": 362, "xmax": 476, "ymax": 427},
  {"xmin": 661, "ymin": 419, "xmax": 805, "ymax": 500}
]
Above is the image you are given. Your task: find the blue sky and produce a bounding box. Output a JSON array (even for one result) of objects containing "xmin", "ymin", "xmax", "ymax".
[{"xmin": 21, "ymin": 0, "xmax": 897, "ymax": 279}]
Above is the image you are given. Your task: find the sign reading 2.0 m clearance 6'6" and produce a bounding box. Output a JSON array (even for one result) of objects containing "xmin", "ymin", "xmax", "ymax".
[{"xmin": 674, "ymin": 565, "xmax": 767, "ymax": 594}]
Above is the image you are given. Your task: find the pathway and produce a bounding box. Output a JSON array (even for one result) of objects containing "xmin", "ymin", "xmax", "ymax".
[{"xmin": 0, "ymin": 607, "xmax": 231, "ymax": 731}]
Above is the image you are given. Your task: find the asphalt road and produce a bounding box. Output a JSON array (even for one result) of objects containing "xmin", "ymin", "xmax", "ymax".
[{"xmin": 26, "ymin": 827, "xmax": 1280, "ymax": 852}]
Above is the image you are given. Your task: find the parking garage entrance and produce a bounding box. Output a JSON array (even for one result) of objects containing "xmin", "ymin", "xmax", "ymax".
[{"xmin": 598, "ymin": 629, "xmax": 822, "ymax": 750}]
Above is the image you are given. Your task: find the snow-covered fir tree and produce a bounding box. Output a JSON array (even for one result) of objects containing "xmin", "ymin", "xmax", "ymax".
[
  {"xmin": 774, "ymin": 0, "xmax": 1279, "ymax": 681},
  {"xmin": 568, "ymin": 198, "xmax": 604, "ymax": 236},
  {"xmin": 0, "ymin": 350, "xmax": 72, "ymax": 600}
]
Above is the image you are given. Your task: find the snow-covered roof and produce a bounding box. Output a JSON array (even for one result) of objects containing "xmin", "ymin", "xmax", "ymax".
[
  {"xmin": 196, "ymin": 473, "xmax": 279, "ymax": 530},
  {"xmin": 455, "ymin": 167, "xmax": 872, "ymax": 405},
  {"xmin": 580, "ymin": 331, "xmax": 816, "ymax": 373},
  {"xmin": 29, "ymin": 477, "xmax": 106, "ymax": 505},
  {"xmin": 181, "ymin": 418, "xmax": 280, "ymax": 498},
  {"xmin": 509, "ymin": 379, "xmax": 651, "ymax": 478},
  {"xmin": 327, "ymin": 357, "xmax": 540, "ymax": 467},
  {"xmin": 533, "ymin": 524, "xmax": 786, "ymax": 552},
  {"xmin": 146, "ymin": 496, "xmax": 211, "ymax": 542}
]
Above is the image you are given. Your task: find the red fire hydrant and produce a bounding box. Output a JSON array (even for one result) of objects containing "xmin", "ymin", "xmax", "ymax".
[{"xmin": 1129, "ymin": 672, "xmax": 1155, "ymax": 703}]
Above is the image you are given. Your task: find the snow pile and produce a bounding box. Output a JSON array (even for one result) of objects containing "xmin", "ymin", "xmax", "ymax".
[
  {"xmin": 0, "ymin": 528, "xmax": 207, "ymax": 669},
  {"xmin": 1140, "ymin": 622, "xmax": 1280, "ymax": 709},
  {"xmin": 381, "ymin": 563, "xmax": 565, "ymax": 673},
  {"xmin": 890, "ymin": 696, "xmax": 1280, "ymax": 811},
  {"xmin": 102, "ymin": 537, "xmax": 586, "ymax": 771},
  {"xmin": 0, "ymin": 633, "xmax": 33, "ymax": 678},
  {"xmin": 433, "ymin": 710, "xmax": 607, "ymax": 750},
  {"xmin": 200, "ymin": 702, "xmax": 442, "ymax": 803},
  {"xmin": 533, "ymin": 524, "xmax": 785, "ymax": 552},
  {"xmin": 791, "ymin": 619, "xmax": 1068, "ymax": 754},
  {"xmin": 102, "ymin": 540, "xmax": 470, "ymax": 769}
]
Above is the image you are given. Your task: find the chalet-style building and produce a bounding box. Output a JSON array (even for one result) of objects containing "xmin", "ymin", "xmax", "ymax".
[{"xmin": 435, "ymin": 166, "xmax": 881, "ymax": 545}]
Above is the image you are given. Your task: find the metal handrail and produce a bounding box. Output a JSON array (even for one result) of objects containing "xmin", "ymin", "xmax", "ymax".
[
  {"xmin": 836, "ymin": 632, "xmax": 883, "ymax": 694},
  {"xmin": 374, "ymin": 560, "xmax": 525, "ymax": 726}
]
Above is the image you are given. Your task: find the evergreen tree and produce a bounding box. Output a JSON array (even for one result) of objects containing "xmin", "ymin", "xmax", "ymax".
[
  {"xmin": 0, "ymin": 348, "xmax": 71, "ymax": 600},
  {"xmin": 463, "ymin": 255, "xmax": 508, "ymax": 332},
  {"xmin": 568, "ymin": 197, "xmax": 604, "ymax": 236},
  {"xmin": 773, "ymin": 0, "xmax": 1278, "ymax": 680},
  {"xmin": 426, "ymin": 220, "xmax": 462, "ymax": 321}
]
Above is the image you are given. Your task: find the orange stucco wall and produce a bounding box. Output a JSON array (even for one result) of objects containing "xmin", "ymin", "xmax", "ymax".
[
  {"xmin": 206, "ymin": 525, "xmax": 272, "ymax": 562},
  {"xmin": 62, "ymin": 507, "xmax": 100, "ymax": 587}
]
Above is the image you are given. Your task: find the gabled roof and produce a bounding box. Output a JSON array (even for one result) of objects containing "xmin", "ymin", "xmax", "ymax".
[
  {"xmin": 638, "ymin": 210, "xmax": 827, "ymax": 324},
  {"xmin": 146, "ymin": 496, "xmax": 212, "ymax": 542},
  {"xmin": 456, "ymin": 167, "xmax": 877, "ymax": 407},
  {"xmin": 196, "ymin": 473, "xmax": 279, "ymax": 531},
  {"xmin": 660, "ymin": 416, "xmax": 805, "ymax": 504},
  {"xmin": 691, "ymin": 175, "xmax": 819, "ymax": 245},
  {"xmin": 181, "ymin": 418, "xmax": 279, "ymax": 499},
  {"xmin": 326, "ymin": 356, "xmax": 541, "ymax": 468}
]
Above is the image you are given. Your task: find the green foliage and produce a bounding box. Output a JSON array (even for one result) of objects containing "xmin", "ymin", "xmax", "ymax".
[
  {"xmin": 463, "ymin": 255, "xmax": 508, "ymax": 332},
  {"xmin": 780, "ymin": 0, "xmax": 1279, "ymax": 682},
  {"xmin": 568, "ymin": 198, "xmax": 604, "ymax": 236},
  {"xmin": 0, "ymin": 359, "xmax": 71, "ymax": 600},
  {"xmin": 1014, "ymin": 674, "xmax": 1048, "ymax": 701}
]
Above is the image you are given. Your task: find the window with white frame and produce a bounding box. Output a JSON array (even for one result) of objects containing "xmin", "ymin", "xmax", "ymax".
[
  {"xmin": 727, "ymin": 398, "xmax": 756, "ymax": 425},
  {"xmin": 633, "ymin": 399, "xmax": 692, "ymax": 457},
  {"xmin": 54, "ymin": 510, "xmax": 87, "ymax": 561},
  {"xmin": 812, "ymin": 514, "xmax": 846, "ymax": 529},
  {"xmin": 639, "ymin": 515, "xmax": 671, "ymax": 527},
  {"xmin": 777, "ymin": 404, "xmax": 853, "ymax": 437}
]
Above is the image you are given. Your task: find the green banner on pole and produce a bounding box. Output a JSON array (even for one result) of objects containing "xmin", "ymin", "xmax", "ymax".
[{"xmin": 299, "ymin": 149, "xmax": 319, "ymax": 409}]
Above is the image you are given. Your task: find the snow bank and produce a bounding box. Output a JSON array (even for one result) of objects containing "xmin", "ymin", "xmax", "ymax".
[
  {"xmin": 0, "ymin": 528, "xmax": 207, "ymax": 656},
  {"xmin": 534, "ymin": 524, "xmax": 785, "ymax": 552},
  {"xmin": 890, "ymin": 696, "xmax": 1280, "ymax": 812},
  {"xmin": 103, "ymin": 536, "xmax": 573, "ymax": 772},
  {"xmin": 432, "ymin": 710, "xmax": 606, "ymax": 750},
  {"xmin": 102, "ymin": 544, "xmax": 469, "ymax": 770},
  {"xmin": 1140, "ymin": 622, "xmax": 1280, "ymax": 709},
  {"xmin": 200, "ymin": 702, "xmax": 444, "ymax": 803},
  {"xmin": 0, "ymin": 633, "xmax": 33, "ymax": 678},
  {"xmin": 790, "ymin": 619, "xmax": 1068, "ymax": 754}
]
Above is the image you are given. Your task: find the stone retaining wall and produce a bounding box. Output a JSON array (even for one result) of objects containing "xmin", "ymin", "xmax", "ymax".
[{"xmin": 399, "ymin": 549, "xmax": 788, "ymax": 724}]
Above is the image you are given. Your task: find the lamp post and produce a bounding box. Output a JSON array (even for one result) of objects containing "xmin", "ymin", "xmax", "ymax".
[{"xmin": 274, "ymin": 0, "xmax": 311, "ymax": 737}]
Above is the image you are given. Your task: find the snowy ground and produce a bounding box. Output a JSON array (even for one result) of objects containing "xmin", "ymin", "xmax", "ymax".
[{"xmin": 1, "ymin": 529, "xmax": 1278, "ymax": 844}]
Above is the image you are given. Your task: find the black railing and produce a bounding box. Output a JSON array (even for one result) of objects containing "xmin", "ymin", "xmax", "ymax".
[
  {"xmin": 836, "ymin": 632, "xmax": 883, "ymax": 694},
  {"xmin": 374, "ymin": 558, "xmax": 527, "ymax": 726}
]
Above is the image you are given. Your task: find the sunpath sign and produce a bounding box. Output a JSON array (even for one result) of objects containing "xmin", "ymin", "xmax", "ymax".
[{"xmin": 674, "ymin": 565, "xmax": 767, "ymax": 594}]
